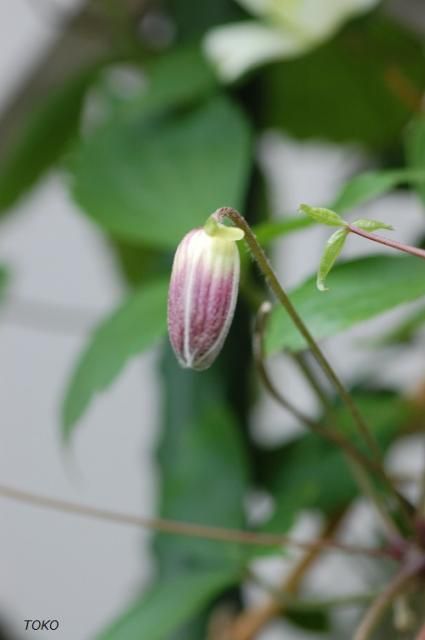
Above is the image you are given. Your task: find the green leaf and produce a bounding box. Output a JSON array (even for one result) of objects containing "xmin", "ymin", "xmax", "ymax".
[
  {"xmin": 331, "ymin": 168, "xmax": 425, "ymax": 212},
  {"xmin": 317, "ymin": 228, "xmax": 349, "ymax": 292},
  {"xmin": 265, "ymin": 255, "xmax": 425, "ymax": 354},
  {"xmin": 299, "ymin": 204, "xmax": 345, "ymax": 227},
  {"xmin": 0, "ymin": 66, "xmax": 100, "ymax": 212},
  {"xmin": 154, "ymin": 345, "xmax": 249, "ymax": 575},
  {"xmin": 351, "ymin": 218, "xmax": 393, "ymax": 232},
  {"xmin": 261, "ymin": 391, "xmax": 409, "ymax": 524},
  {"xmin": 62, "ymin": 278, "xmax": 168, "ymax": 438},
  {"xmin": 405, "ymin": 116, "xmax": 425, "ymax": 207},
  {"xmin": 253, "ymin": 168, "xmax": 424, "ymax": 245},
  {"xmin": 261, "ymin": 15, "xmax": 425, "ymax": 147},
  {"xmin": 97, "ymin": 570, "xmax": 238, "ymax": 640},
  {"xmin": 71, "ymin": 95, "xmax": 252, "ymax": 248},
  {"xmin": 105, "ymin": 47, "xmax": 218, "ymax": 121}
]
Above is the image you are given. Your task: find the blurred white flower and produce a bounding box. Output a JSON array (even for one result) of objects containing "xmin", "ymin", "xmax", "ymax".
[{"xmin": 204, "ymin": 0, "xmax": 380, "ymax": 82}]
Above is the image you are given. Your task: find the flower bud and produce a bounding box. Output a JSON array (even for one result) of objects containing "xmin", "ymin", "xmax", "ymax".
[{"xmin": 168, "ymin": 219, "xmax": 244, "ymax": 371}]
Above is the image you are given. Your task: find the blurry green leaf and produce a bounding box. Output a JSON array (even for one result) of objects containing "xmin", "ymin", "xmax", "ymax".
[
  {"xmin": 261, "ymin": 15, "xmax": 425, "ymax": 147},
  {"xmin": 265, "ymin": 255, "xmax": 425, "ymax": 354},
  {"xmin": 254, "ymin": 168, "xmax": 424, "ymax": 245},
  {"xmin": 351, "ymin": 218, "xmax": 393, "ymax": 232},
  {"xmin": 372, "ymin": 303, "xmax": 425, "ymax": 346},
  {"xmin": 317, "ymin": 228, "xmax": 349, "ymax": 292},
  {"xmin": 155, "ymin": 346, "xmax": 249, "ymax": 575},
  {"xmin": 97, "ymin": 570, "xmax": 238, "ymax": 640},
  {"xmin": 62, "ymin": 278, "xmax": 168, "ymax": 437},
  {"xmin": 299, "ymin": 204, "xmax": 345, "ymax": 227},
  {"xmin": 405, "ymin": 116, "xmax": 425, "ymax": 207},
  {"xmin": 0, "ymin": 66, "xmax": 100, "ymax": 213},
  {"xmin": 109, "ymin": 47, "xmax": 218, "ymax": 120},
  {"xmin": 254, "ymin": 216, "xmax": 313, "ymax": 244},
  {"xmin": 97, "ymin": 279, "xmax": 252, "ymax": 640},
  {"xmin": 262, "ymin": 391, "xmax": 409, "ymax": 524},
  {"xmin": 72, "ymin": 95, "xmax": 252, "ymax": 248}
]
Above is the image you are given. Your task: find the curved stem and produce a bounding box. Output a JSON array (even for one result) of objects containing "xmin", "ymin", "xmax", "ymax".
[
  {"xmin": 348, "ymin": 224, "xmax": 425, "ymax": 260},
  {"xmin": 0, "ymin": 483, "xmax": 393, "ymax": 558},
  {"xmin": 217, "ymin": 207, "xmax": 381, "ymax": 460},
  {"xmin": 216, "ymin": 207, "xmax": 412, "ymax": 528},
  {"xmin": 253, "ymin": 303, "xmax": 402, "ymax": 499}
]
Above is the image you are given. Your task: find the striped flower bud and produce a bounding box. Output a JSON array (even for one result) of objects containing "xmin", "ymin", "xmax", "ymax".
[{"xmin": 168, "ymin": 216, "xmax": 244, "ymax": 371}]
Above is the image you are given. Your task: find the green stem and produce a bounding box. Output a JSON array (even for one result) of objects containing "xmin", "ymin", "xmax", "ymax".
[
  {"xmin": 216, "ymin": 207, "xmax": 412, "ymax": 529},
  {"xmin": 217, "ymin": 207, "xmax": 381, "ymax": 460},
  {"xmin": 254, "ymin": 303, "xmax": 402, "ymax": 511}
]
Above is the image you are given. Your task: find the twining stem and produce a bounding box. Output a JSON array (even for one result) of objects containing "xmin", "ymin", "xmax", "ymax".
[
  {"xmin": 216, "ymin": 207, "xmax": 411, "ymax": 526},
  {"xmin": 354, "ymin": 568, "xmax": 419, "ymax": 640},
  {"xmin": 348, "ymin": 224, "xmax": 425, "ymax": 260},
  {"xmin": 0, "ymin": 483, "xmax": 393, "ymax": 559},
  {"xmin": 217, "ymin": 207, "xmax": 381, "ymax": 460},
  {"xmin": 253, "ymin": 303, "xmax": 401, "ymax": 500}
]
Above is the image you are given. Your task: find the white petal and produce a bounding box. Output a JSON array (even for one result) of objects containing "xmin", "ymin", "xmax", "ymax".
[{"xmin": 203, "ymin": 21, "xmax": 299, "ymax": 83}]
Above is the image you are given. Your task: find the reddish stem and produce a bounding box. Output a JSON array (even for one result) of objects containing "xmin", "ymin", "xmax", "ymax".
[{"xmin": 348, "ymin": 225, "xmax": 425, "ymax": 260}]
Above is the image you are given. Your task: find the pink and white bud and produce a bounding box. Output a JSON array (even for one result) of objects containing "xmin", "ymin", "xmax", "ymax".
[{"xmin": 168, "ymin": 218, "xmax": 244, "ymax": 371}]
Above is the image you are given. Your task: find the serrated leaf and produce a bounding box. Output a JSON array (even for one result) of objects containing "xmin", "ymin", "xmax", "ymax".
[
  {"xmin": 71, "ymin": 95, "xmax": 252, "ymax": 248},
  {"xmin": 299, "ymin": 204, "xmax": 345, "ymax": 227},
  {"xmin": 317, "ymin": 228, "xmax": 349, "ymax": 292},
  {"xmin": 351, "ymin": 218, "xmax": 393, "ymax": 232},
  {"xmin": 62, "ymin": 278, "xmax": 168, "ymax": 438},
  {"xmin": 253, "ymin": 168, "xmax": 424, "ymax": 245},
  {"xmin": 0, "ymin": 66, "xmax": 101, "ymax": 213},
  {"xmin": 97, "ymin": 570, "xmax": 238, "ymax": 640},
  {"xmin": 265, "ymin": 255, "xmax": 425, "ymax": 354}
]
